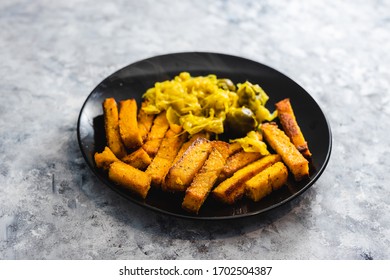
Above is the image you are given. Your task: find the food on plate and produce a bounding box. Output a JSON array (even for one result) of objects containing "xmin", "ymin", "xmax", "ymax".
[
  {"xmin": 227, "ymin": 142, "xmax": 243, "ymax": 156},
  {"xmin": 142, "ymin": 72, "xmax": 276, "ymax": 136},
  {"xmin": 224, "ymin": 107, "xmax": 257, "ymax": 138},
  {"xmin": 261, "ymin": 122, "xmax": 309, "ymax": 181},
  {"xmin": 162, "ymin": 137, "xmax": 212, "ymax": 192},
  {"xmin": 94, "ymin": 73, "xmax": 313, "ymax": 214},
  {"xmin": 121, "ymin": 147, "xmax": 151, "ymax": 170},
  {"xmin": 229, "ymin": 130, "xmax": 269, "ymax": 155},
  {"xmin": 108, "ymin": 161, "xmax": 151, "ymax": 199},
  {"xmin": 103, "ymin": 98, "xmax": 127, "ymax": 158},
  {"xmin": 275, "ymin": 98, "xmax": 312, "ymax": 158},
  {"xmin": 171, "ymin": 132, "xmax": 210, "ymax": 167},
  {"xmin": 217, "ymin": 150, "xmax": 263, "ymax": 182},
  {"xmin": 212, "ymin": 154, "xmax": 282, "ymax": 204},
  {"xmin": 118, "ymin": 99, "xmax": 143, "ymax": 150},
  {"xmin": 235, "ymin": 81, "xmax": 278, "ymax": 123},
  {"xmin": 142, "ymin": 111, "xmax": 170, "ymax": 157},
  {"xmin": 145, "ymin": 125, "xmax": 187, "ymax": 186},
  {"xmin": 182, "ymin": 141, "xmax": 229, "ymax": 214},
  {"xmin": 245, "ymin": 161, "xmax": 288, "ymax": 202},
  {"xmin": 137, "ymin": 101, "xmax": 155, "ymax": 141},
  {"xmin": 94, "ymin": 146, "xmax": 120, "ymax": 170}
]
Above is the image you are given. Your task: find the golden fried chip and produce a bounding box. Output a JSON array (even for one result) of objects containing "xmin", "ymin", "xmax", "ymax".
[
  {"xmin": 118, "ymin": 99, "xmax": 143, "ymax": 150},
  {"xmin": 121, "ymin": 147, "xmax": 152, "ymax": 170},
  {"xmin": 94, "ymin": 146, "xmax": 120, "ymax": 170},
  {"xmin": 108, "ymin": 161, "xmax": 151, "ymax": 199},
  {"xmin": 138, "ymin": 101, "xmax": 155, "ymax": 141},
  {"xmin": 275, "ymin": 98, "xmax": 311, "ymax": 158},
  {"xmin": 182, "ymin": 141, "xmax": 229, "ymax": 214},
  {"xmin": 212, "ymin": 154, "xmax": 281, "ymax": 204},
  {"xmin": 145, "ymin": 125, "xmax": 187, "ymax": 186},
  {"xmin": 103, "ymin": 98, "xmax": 127, "ymax": 158},
  {"xmin": 142, "ymin": 111, "xmax": 170, "ymax": 157},
  {"xmin": 261, "ymin": 122, "xmax": 309, "ymax": 181},
  {"xmin": 245, "ymin": 161, "xmax": 288, "ymax": 202},
  {"xmin": 171, "ymin": 131, "xmax": 209, "ymax": 167},
  {"xmin": 218, "ymin": 150, "xmax": 263, "ymax": 182},
  {"xmin": 162, "ymin": 137, "xmax": 212, "ymax": 192}
]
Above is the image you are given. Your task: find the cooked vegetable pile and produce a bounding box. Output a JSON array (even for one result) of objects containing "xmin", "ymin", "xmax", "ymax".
[{"xmin": 142, "ymin": 72, "xmax": 277, "ymax": 136}]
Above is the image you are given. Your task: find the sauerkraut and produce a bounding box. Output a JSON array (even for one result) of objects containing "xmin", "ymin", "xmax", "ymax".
[
  {"xmin": 142, "ymin": 72, "xmax": 276, "ymax": 151},
  {"xmin": 230, "ymin": 131, "xmax": 270, "ymax": 155}
]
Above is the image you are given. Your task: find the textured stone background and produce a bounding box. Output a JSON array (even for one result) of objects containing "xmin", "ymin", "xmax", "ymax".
[{"xmin": 0, "ymin": 0, "xmax": 389, "ymax": 259}]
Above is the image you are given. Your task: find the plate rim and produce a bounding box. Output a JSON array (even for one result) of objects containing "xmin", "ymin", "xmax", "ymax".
[{"xmin": 77, "ymin": 51, "xmax": 332, "ymax": 220}]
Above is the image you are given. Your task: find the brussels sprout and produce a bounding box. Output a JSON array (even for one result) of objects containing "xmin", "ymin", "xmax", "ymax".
[
  {"xmin": 224, "ymin": 107, "xmax": 257, "ymax": 138},
  {"xmin": 217, "ymin": 78, "xmax": 236, "ymax": 91}
]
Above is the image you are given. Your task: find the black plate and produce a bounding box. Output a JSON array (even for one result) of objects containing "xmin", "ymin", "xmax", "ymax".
[{"xmin": 77, "ymin": 52, "xmax": 332, "ymax": 220}]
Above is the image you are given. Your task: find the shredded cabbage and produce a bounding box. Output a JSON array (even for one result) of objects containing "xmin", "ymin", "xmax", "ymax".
[
  {"xmin": 142, "ymin": 72, "xmax": 276, "ymax": 136},
  {"xmin": 230, "ymin": 131, "xmax": 270, "ymax": 155},
  {"xmin": 236, "ymin": 81, "xmax": 278, "ymax": 123}
]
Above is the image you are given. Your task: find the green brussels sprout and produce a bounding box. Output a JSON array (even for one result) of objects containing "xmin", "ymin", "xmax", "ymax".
[
  {"xmin": 224, "ymin": 107, "xmax": 257, "ymax": 138},
  {"xmin": 217, "ymin": 78, "xmax": 236, "ymax": 91}
]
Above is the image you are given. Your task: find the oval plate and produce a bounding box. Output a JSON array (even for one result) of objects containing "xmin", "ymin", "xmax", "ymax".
[{"xmin": 77, "ymin": 52, "xmax": 332, "ymax": 220}]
